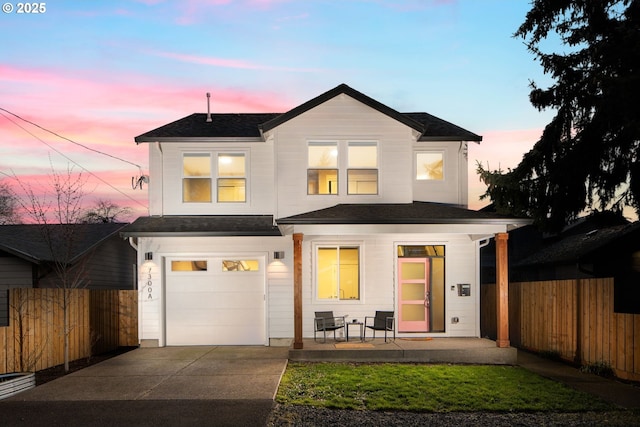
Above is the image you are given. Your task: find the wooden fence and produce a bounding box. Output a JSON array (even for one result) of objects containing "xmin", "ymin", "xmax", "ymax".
[
  {"xmin": 0, "ymin": 288, "xmax": 137, "ymax": 374},
  {"xmin": 481, "ymin": 278, "xmax": 640, "ymax": 381}
]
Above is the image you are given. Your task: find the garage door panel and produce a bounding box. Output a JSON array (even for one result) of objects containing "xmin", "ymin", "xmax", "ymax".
[{"xmin": 165, "ymin": 255, "xmax": 266, "ymax": 346}]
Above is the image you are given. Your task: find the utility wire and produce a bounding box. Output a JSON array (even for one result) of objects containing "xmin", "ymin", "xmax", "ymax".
[
  {"xmin": 0, "ymin": 110, "xmax": 147, "ymax": 209},
  {"xmin": 0, "ymin": 107, "xmax": 143, "ymax": 174}
]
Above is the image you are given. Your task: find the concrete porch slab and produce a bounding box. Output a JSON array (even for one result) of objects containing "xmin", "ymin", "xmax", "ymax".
[{"xmin": 289, "ymin": 337, "xmax": 517, "ymax": 364}]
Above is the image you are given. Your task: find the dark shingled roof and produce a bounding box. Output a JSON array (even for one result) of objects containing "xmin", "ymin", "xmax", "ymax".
[
  {"xmin": 135, "ymin": 84, "xmax": 482, "ymax": 143},
  {"xmin": 0, "ymin": 223, "xmax": 128, "ymax": 264},
  {"xmin": 120, "ymin": 215, "xmax": 282, "ymax": 237},
  {"xmin": 516, "ymin": 221, "xmax": 640, "ymax": 266},
  {"xmin": 276, "ymin": 202, "xmax": 530, "ymax": 225},
  {"xmin": 135, "ymin": 113, "xmax": 280, "ymax": 142}
]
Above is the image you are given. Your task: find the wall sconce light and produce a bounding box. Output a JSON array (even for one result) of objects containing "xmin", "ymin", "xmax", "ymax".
[
  {"xmin": 273, "ymin": 251, "xmax": 285, "ymax": 260},
  {"xmin": 145, "ymin": 252, "xmax": 153, "ymax": 261}
]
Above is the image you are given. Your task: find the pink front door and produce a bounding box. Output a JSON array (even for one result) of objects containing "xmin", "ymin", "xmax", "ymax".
[{"xmin": 398, "ymin": 258, "xmax": 430, "ymax": 332}]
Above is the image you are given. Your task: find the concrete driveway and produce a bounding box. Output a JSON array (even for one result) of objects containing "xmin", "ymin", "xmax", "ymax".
[{"xmin": 0, "ymin": 346, "xmax": 289, "ymax": 426}]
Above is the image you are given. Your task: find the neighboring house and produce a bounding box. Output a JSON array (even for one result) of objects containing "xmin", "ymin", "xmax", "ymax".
[
  {"xmin": 514, "ymin": 220, "xmax": 640, "ymax": 314},
  {"xmin": 121, "ymin": 84, "xmax": 529, "ymax": 347},
  {"xmin": 0, "ymin": 223, "xmax": 137, "ymax": 289}
]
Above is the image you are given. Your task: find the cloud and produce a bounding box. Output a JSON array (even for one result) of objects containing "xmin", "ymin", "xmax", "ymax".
[{"xmin": 148, "ymin": 50, "xmax": 321, "ymax": 73}]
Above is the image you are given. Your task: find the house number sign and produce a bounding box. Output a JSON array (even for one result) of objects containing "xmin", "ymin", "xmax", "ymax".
[{"xmin": 147, "ymin": 267, "xmax": 153, "ymax": 300}]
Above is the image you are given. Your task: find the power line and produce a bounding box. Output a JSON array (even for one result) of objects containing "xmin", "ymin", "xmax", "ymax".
[
  {"xmin": 0, "ymin": 107, "xmax": 143, "ymax": 173},
  {"xmin": 0, "ymin": 110, "xmax": 147, "ymax": 209}
]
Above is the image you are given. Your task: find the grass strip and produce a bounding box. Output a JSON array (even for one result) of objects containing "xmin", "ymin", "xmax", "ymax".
[{"xmin": 277, "ymin": 362, "xmax": 614, "ymax": 413}]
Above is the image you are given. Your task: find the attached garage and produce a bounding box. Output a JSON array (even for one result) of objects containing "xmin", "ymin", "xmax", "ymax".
[{"xmin": 165, "ymin": 255, "xmax": 266, "ymax": 345}]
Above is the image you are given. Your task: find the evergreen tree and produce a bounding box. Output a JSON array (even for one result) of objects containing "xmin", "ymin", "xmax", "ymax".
[{"xmin": 478, "ymin": 0, "xmax": 640, "ymax": 231}]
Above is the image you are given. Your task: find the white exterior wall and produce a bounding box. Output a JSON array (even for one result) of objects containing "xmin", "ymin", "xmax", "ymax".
[
  {"xmin": 147, "ymin": 140, "xmax": 275, "ymax": 216},
  {"xmin": 136, "ymin": 235, "xmax": 293, "ymax": 347},
  {"xmin": 412, "ymin": 140, "xmax": 469, "ymax": 207},
  {"xmin": 300, "ymin": 233, "xmax": 481, "ymax": 339},
  {"xmin": 272, "ymin": 95, "xmax": 417, "ymax": 218}
]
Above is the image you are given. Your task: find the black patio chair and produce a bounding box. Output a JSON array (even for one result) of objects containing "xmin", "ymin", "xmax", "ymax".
[
  {"xmin": 314, "ymin": 311, "xmax": 346, "ymax": 343},
  {"xmin": 364, "ymin": 311, "xmax": 395, "ymax": 342}
]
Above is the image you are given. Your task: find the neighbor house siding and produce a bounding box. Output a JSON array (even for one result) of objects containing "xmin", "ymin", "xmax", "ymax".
[
  {"xmin": 273, "ymin": 95, "xmax": 417, "ymax": 219},
  {"xmin": 0, "ymin": 256, "xmax": 33, "ymax": 286}
]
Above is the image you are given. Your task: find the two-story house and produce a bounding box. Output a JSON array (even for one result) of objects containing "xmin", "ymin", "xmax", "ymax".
[{"xmin": 121, "ymin": 84, "xmax": 528, "ymax": 348}]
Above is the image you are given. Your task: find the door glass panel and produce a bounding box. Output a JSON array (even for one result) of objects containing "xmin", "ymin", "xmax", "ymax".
[
  {"xmin": 431, "ymin": 258, "xmax": 445, "ymax": 331},
  {"xmin": 401, "ymin": 262, "xmax": 425, "ymax": 280},
  {"xmin": 402, "ymin": 283, "xmax": 424, "ymax": 300},
  {"xmin": 401, "ymin": 304, "xmax": 426, "ymax": 321}
]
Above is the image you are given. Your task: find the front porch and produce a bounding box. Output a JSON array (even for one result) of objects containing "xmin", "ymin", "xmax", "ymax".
[{"xmin": 288, "ymin": 337, "xmax": 517, "ymax": 364}]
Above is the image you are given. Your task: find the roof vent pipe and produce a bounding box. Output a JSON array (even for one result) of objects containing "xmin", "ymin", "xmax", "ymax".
[{"xmin": 206, "ymin": 92, "xmax": 212, "ymax": 122}]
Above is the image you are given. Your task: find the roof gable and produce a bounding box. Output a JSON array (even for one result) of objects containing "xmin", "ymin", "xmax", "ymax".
[
  {"xmin": 133, "ymin": 84, "xmax": 482, "ymax": 143},
  {"xmin": 260, "ymin": 83, "xmax": 425, "ymax": 134}
]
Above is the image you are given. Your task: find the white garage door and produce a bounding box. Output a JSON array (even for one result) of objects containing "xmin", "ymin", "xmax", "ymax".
[{"xmin": 165, "ymin": 256, "xmax": 266, "ymax": 345}]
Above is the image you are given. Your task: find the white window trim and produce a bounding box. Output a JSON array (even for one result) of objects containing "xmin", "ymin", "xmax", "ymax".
[
  {"xmin": 181, "ymin": 150, "xmax": 250, "ymax": 204},
  {"xmin": 414, "ymin": 150, "xmax": 446, "ymax": 182},
  {"xmin": 312, "ymin": 241, "xmax": 364, "ymax": 304}
]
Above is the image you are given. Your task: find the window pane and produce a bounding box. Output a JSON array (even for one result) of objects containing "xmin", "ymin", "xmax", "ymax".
[
  {"xmin": 348, "ymin": 142, "xmax": 377, "ymax": 168},
  {"xmin": 339, "ymin": 247, "xmax": 359, "ymax": 300},
  {"xmin": 218, "ymin": 178, "xmax": 246, "ymax": 202},
  {"xmin": 318, "ymin": 248, "xmax": 338, "ymax": 299},
  {"xmin": 347, "ymin": 169, "xmax": 378, "ymax": 194},
  {"xmin": 308, "ymin": 143, "xmax": 338, "ymax": 168},
  {"xmin": 171, "ymin": 260, "xmax": 208, "ymax": 271},
  {"xmin": 308, "ymin": 169, "xmax": 338, "ymax": 194},
  {"xmin": 222, "ymin": 260, "xmax": 259, "ymax": 271},
  {"xmin": 218, "ymin": 154, "xmax": 245, "ymax": 177},
  {"xmin": 184, "ymin": 153, "xmax": 210, "ymax": 177},
  {"xmin": 183, "ymin": 178, "xmax": 211, "ymax": 202},
  {"xmin": 416, "ymin": 152, "xmax": 444, "ymax": 180}
]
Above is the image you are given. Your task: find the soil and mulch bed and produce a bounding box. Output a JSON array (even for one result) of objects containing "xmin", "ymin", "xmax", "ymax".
[{"xmin": 35, "ymin": 347, "xmax": 137, "ymax": 386}]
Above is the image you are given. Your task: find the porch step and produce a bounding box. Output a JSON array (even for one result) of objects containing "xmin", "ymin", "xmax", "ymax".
[{"xmin": 288, "ymin": 338, "xmax": 517, "ymax": 365}]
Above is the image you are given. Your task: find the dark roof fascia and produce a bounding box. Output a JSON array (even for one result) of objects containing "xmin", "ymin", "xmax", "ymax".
[
  {"xmin": 417, "ymin": 136, "xmax": 482, "ymax": 142},
  {"xmin": 123, "ymin": 230, "xmax": 281, "ymax": 237},
  {"xmin": 260, "ymin": 84, "xmax": 425, "ymax": 134},
  {"xmin": 135, "ymin": 137, "xmax": 264, "ymax": 144},
  {"xmin": 276, "ymin": 217, "xmax": 530, "ymax": 226},
  {"xmin": 0, "ymin": 244, "xmax": 41, "ymax": 264}
]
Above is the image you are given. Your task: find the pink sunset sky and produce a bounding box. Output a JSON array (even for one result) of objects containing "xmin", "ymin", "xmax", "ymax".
[{"xmin": 1, "ymin": 1, "xmax": 567, "ymax": 222}]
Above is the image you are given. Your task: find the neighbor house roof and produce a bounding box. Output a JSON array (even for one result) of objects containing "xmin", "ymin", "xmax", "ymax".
[
  {"xmin": 0, "ymin": 223, "xmax": 128, "ymax": 264},
  {"xmin": 516, "ymin": 221, "xmax": 640, "ymax": 266},
  {"xmin": 120, "ymin": 215, "xmax": 282, "ymax": 237},
  {"xmin": 135, "ymin": 84, "xmax": 482, "ymax": 143},
  {"xmin": 276, "ymin": 202, "xmax": 530, "ymax": 226}
]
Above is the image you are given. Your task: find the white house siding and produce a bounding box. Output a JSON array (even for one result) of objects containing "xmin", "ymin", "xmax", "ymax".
[
  {"xmin": 151, "ymin": 140, "xmax": 275, "ymax": 216},
  {"xmin": 412, "ymin": 140, "xmax": 469, "ymax": 207},
  {"xmin": 272, "ymin": 95, "xmax": 417, "ymax": 219},
  {"xmin": 299, "ymin": 233, "xmax": 481, "ymax": 339},
  {"xmin": 136, "ymin": 235, "xmax": 292, "ymax": 347}
]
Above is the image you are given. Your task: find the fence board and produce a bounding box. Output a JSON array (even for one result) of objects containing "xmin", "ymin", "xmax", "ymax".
[
  {"xmin": 483, "ymin": 278, "xmax": 639, "ymax": 381},
  {"xmin": 1, "ymin": 288, "xmax": 137, "ymax": 374}
]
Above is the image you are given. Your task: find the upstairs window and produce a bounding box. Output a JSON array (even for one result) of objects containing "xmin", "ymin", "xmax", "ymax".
[
  {"xmin": 308, "ymin": 142, "xmax": 338, "ymax": 195},
  {"xmin": 416, "ymin": 152, "xmax": 444, "ymax": 181},
  {"xmin": 348, "ymin": 142, "xmax": 378, "ymax": 194},
  {"xmin": 217, "ymin": 153, "xmax": 246, "ymax": 202},
  {"xmin": 183, "ymin": 153, "xmax": 212, "ymax": 202}
]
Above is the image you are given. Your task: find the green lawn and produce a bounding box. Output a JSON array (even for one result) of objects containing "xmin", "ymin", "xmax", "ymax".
[{"xmin": 276, "ymin": 362, "xmax": 615, "ymax": 413}]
